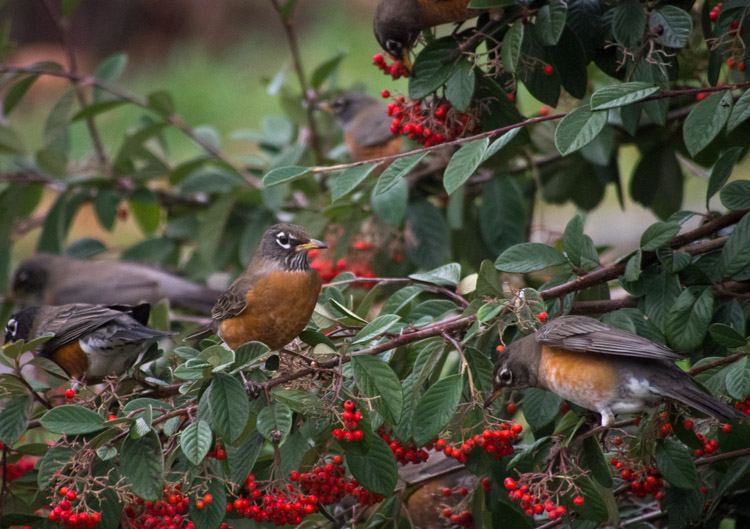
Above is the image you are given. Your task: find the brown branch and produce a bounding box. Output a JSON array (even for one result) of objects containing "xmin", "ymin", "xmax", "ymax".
[
  {"xmin": 569, "ymin": 299, "xmax": 637, "ymax": 314},
  {"xmin": 695, "ymin": 446, "xmax": 750, "ymax": 466},
  {"xmin": 687, "ymin": 352, "xmax": 747, "ymax": 377},
  {"xmin": 40, "ymin": 0, "xmax": 110, "ymax": 176},
  {"xmin": 267, "ymin": 0, "xmax": 324, "ymax": 165}
]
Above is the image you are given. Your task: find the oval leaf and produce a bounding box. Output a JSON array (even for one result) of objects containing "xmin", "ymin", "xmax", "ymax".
[
  {"xmin": 346, "ymin": 435, "xmax": 398, "ymax": 496},
  {"xmin": 683, "ymin": 91, "xmax": 733, "ymax": 157},
  {"xmin": 443, "ymin": 138, "xmax": 489, "ymax": 195},
  {"xmin": 351, "ymin": 355, "xmax": 404, "ymax": 424},
  {"xmin": 590, "ymin": 82, "xmax": 660, "ymax": 110},
  {"xmin": 257, "ymin": 402, "xmax": 293, "ymax": 442},
  {"xmin": 41, "ymin": 405, "xmax": 106, "ymax": 435},
  {"xmin": 208, "ymin": 373, "xmax": 250, "ymax": 442},
  {"xmin": 655, "ymin": 438, "xmax": 698, "ymax": 489},
  {"xmin": 412, "ymin": 374, "xmax": 463, "ymax": 446},
  {"xmin": 121, "ymin": 431, "xmax": 165, "ymax": 500},
  {"xmin": 554, "ymin": 105, "xmax": 607, "ymax": 156},
  {"xmin": 180, "ymin": 420, "xmax": 213, "ymax": 465},
  {"xmin": 495, "ymin": 243, "xmax": 568, "ymax": 273}
]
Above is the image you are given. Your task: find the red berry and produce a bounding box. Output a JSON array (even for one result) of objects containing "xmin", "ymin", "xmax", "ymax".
[
  {"xmin": 65, "ymin": 389, "xmax": 75, "ymax": 399},
  {"xmin": 722, "ymin": 424, "xmax": 732, "ymax": 433},
  {"xmin": 381, "ymin": 89, "xmax": 390, "ymax": 99},
  {"xmin": 507, "ymin": 93, "xmax": 516, "ymax": 101},
  {"xmin": 442, "ymin": 487, "xmax": 452, "ymax": 497},
  {"xmin": 739, "ymin": 62, "xmax": 746, "ymax": 71},
  {"xmin": 506, "ymin": 403, "xmax": 517, "ymax": 414},
  {"xmin": 511, "ymin": 423, "xmax": 523, "ymax": 434},
  {"xmin": 459, "ymin": 487, "xmax": 468, "ymax": 496},
  {"xmin": 696, "ymin": 93, "xmax": 707, "ymax": 101},
  {"xmin": 539, "ymin": 107, "xmax": 550, "ymax": 117},
  {"xmin": 373, "ymin": 54, "xmax": 384, "ymax": 64},
  {"xmin": 343, "ymin": 400, "xmax": 355, "ymax": 411},
  {"xmin": 504, "ymin": 477, "xmax": 517, "ymax": 490},
  {"xmin": 290, "ymin": 471, "xmax": 299, "ymax": 481},
  {"xmin": 196, "ymin": 500, "xmax": 205, "ymax": 510},
  {"xmin": 727, "ymin": 58, "xmax": 736, "ymax": 69},
  {"xmin": 353, "ymin": 430, "xmax": 363, "ymax": 441},
  {"xmin": 216, "ymin": 449, "xmax": 226, "ymax": 459},
  {"xmin": 544, "ymin": 65, "xmax": 554, "ymax": 75},
  {"xmin": 442, "ymin": 508, "xmax": 452, "ymax": 518},
  {"xmin": 204, "ymin": 494, "xmax": 213, "ymax": 504},
  {"xmin": 539, "ymin": 312, "xmax": 549, "ymax": 323},
  {"xmin": 66, "ymin": 490, "xmax": 77, "ymax": 501},
  {"xmin": 573, "ymin": 496, "xmax": 584, "ymax": 506}
]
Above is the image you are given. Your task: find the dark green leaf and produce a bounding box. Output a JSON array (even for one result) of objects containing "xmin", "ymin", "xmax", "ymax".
[
  {"xmin": 227, "ymin": 431, "xmax": 264, "ymax": 485},
  {"xmin": 331, "ymin": 164, "xmax": 376, "ymax": 201},
  {"xmin": 346, "ymin": 435, "xmax": 398, "ymax": 496},
  {"xmin": 147, "ymin": 91, "xmax": 175, "ymax": 116},
  {"xmin": 725, "ymin": 356, "xmax": 750, "ymax": 400},
  {"xmin": 351, "ymin": 355, "xmax": 404, "ymax": 424},
  {"xmin": 4, "ymin": 75, "xmax": 39, "ymax": 115},
  {"xmin": 708, "ymin": 323, "xmax": 747, "ymax": 349},
  {"xmin": 727, "ymin": 89, "xmax": 750, "ymax": 131},
  {"xmin": 37, "ymin": 446, "xmax": 75, "ymax": 489},
  {"xmin": 405, "ymin": 201, "xmax": 450, "ymax": 269},
  {"xmin": 257, "ymin": 402, "xmax": 293, "ymax": 442},
  {"xmin": 555, "ymin": 105, "xmax": 607, "ymax": 156},
  {"xmin": 0, "ymin": 124, "xmax": 24, "ymax": 154},
  {"xmin": 372, "ymin": 177, "xmax": 408, "ymax": 225},
  {"xmin": 720, "ymin": 180, "xmax": 750, "ymax": 211},
  {"xmin": 534, "ymin": 0, "xmax": 567, "ymax": 45},
  {"xmin": 180, "ymin": 420, "xmax": 212, "ymax": 465},
  {"xmin": 665, "ymin": 287, "xmax": 714, "ymax": 351},
  {"xmin": 483, "ymin": 128, "xmax": 521, "ymax": 162},
  {"xmin": 683, "ymin": 91, "xmax": 733, "ymax": 157},
  {"xmin": 310, "ymin": 53, "xmax": 344, "ymax": 89},
  {"xmin": 444, "ymin": 138, "xmax": 489, "ymax": 195},
  {"xmin": 409, "ymin": 37, "xmax": 460, "ymax": 100},
  {"xmin": 445, "ymin": 59, "xmax": 475, "ymax": 112},
  {"xmin": 721, "ymin": 213, "xmax": 750, "ymax": 277},
  {"xmin": 353, "ymin": 315, "xmax": 402, "ymax": 344},
  {"xmin": 502, "ymin": 22, "xmax": 524, "ymax": 73},
  {"xmin": 0, "ymin": 394, "xmax": 33, "ymax": 446},
  {"xmin": 707, "ymin": 148, "xmax": 743, "ymax": 205},
  {"xmin": 41, "ymin": 405, "xmax": 106, "ymax": 435},
  {"xmin": 563, "ymin": 215, "xmax": 599, "ymax": 272},
  {"xmin": 409, "ymin": 263, "xmax": 461, "ymax": 286},
  {"xmin": 129, "ymin": 188, "xmax": 161, "ymax": 235},
  {"xmin": 412, "ymin": 374, "xmax": 463, "ymax": 446},
  {"xmin": 612, "ymin": 0, "xmax": 644, "ymax": 47},
  {"xmin": 590, "ymin": 82, "xmax": 659, "ymax": 110},
  {"xmin": 522, "ymin": 388, "xmax": 562, "ymax": 430},
  {"xmin": 651, "ymin": 5, "xmax": 692, "ymax": 48},
  {"xmin": 630, "ymin": 145, "xmax": 683, "ymax": 219},
  {"xmin": 121, "ymin": 431, "xmax": 164, "ymax": 500},
  {"xmin": 208, "ymin": 373, "xmax": 250, "ymax": 442},
  {"xmin": 375, "ymin": 153, "xmax": 427, "ymax": 195},
  {"xmin": 582, "ymin": 436, "xmax": 613, "ymax": 487},
  {"xmin": 94, "ymin": 53, "xmax": 127, "ymax": 102},
  {"xmin": 188, "ymin": 477, "xmax": 226, "ymax": 529},
  {"xmin": 640, "ymin": 221, "xmax": 680, "ymax": 251},
  {"xmin": 72, "ymin": 99, "xmax": 128, "ymax": 121},
  {"xmin": 624, "ymin": 249, "xmax": 642, "ymax": 281},
  {"xmin": 263, "ymin": 166, "xmax": 311, "ymax": 187},
  {"xmin": 94, "ymin": 189, "xmax": 120, "ymax": 231},
  {"xmin": 655, "ymin": 438, "xmax": 698, "ymax": 488},
  {"xmin": 495, "ymin": 243, "xmax": 568, "ymax": 273},
  {"xmin": 197, "ymin": 194, "xmax": 234, "ymax": 267},
  {"xmin": 479, "ymin": 177, "xmax": 526, "ymax": 256}
]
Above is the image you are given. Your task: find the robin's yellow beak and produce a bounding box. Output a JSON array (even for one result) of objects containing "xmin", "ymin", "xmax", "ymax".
[
  {"xmin": 399, "ymin": 49, "xmax": 413, "ymax": 74},
  {"xmin": 296, "ymin": 239, "xmax": 328, "ymax": 252},
  {"xmin": 484, "ymin": 387, "xmax": 507, "ymax": 408},
  {"xmin": 3, "ymin": 341, "xmax": 14, "ymax": 350},
  {"xmin": 318, "ymin": 102, "xmax": 332, "ymax": 113}
]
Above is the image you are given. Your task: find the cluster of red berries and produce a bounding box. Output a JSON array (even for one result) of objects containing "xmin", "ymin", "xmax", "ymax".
[
  {"xmin": 613, "ymin": 462, "xmax": 665, "ymax": 500},
  {"xmin": 122, "ymin": 486, "xmax": 200, "ymax": 529},
  {"xmin": 372, "ymin": 54, "xmax": 409, "ymax": 79},
  {"xmin": 734, "ymin": 395, "xmax": 750, "ymax": 415},
  {"xmin": 505, "ymin": 478, "xmax": 581, "ymax": 519},
  {"xmin": 333, "ymin": 400, "xmax": 364, "ymax": 442},
  {"xmin": 47, "ymin": 488, "xmax": 101, "ymax": 528},
  {"xmin": 309, "ymin": 249, "xmax": 377, "ymax": 287},
  {"xmin": 297, "ymin": 455, "xmax": 382, "ymax": 507},
  {"xmin": 709, "ymin": 3, "xmax": 722, "ymax": 21},
  {"xmin": 729, "ymin": 19, "xmax": 743, "ymax": 37},
  {"xmin": 441, "ymin": 507, "xmax": 473, "ymax": 528},
  {"xmin": 2, "ymin": 449, "xmax": 34, "ymax": 481},
  {"xmin": 386, "ymin": 95, "xmax": 481, "ymax": 147},
  {"xmin": 228, "ymin": 473, "xmax": 316, "ymax": 526},
  {"xmin": 726, "ymin": 58, "xmax": 746, "ymax": 71},
  {"xmin": 435, "ymin": 423, "xmax": 522, "ymax": 464},
  {"xmin": 690, "ymin": 422, "xmax": 725, "ymax": 457},
  {"xmin": 379, "ymin": 429, "xmax": 430, "ymax": 465}
]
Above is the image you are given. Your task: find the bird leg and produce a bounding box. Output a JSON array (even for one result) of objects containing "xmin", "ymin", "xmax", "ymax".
[{"xmin": 240, "ymin": 371, "xmax": 262, "ymax": 400}]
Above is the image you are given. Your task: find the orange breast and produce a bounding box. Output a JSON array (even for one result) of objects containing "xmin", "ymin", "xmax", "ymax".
[
  {"xmin": 538, "ymin": 346, "xmax": 619, "ymax": 410},
  {"xmin": 344, "ymin": 131, "xmax": 403, "ymax": 164},
  {"xmin": 51, "ymin": 341, "xmax": 89, "ymax": 378},
  {"xmin": 219, "ymin": 270, "xmax": 321, "ymax": 351}
]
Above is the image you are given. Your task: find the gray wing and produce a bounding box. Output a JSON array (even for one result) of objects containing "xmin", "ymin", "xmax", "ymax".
[
  {"xmin": 39, "ymin": 304, "xmax": 130, "ymax": 354},
  {"xmin": 535, "ymin": 315, "xmax": 683, "ymax": 361},
  {"xmin": 352, "ymin": 106, "xmax": 397, "ymax": 148}
]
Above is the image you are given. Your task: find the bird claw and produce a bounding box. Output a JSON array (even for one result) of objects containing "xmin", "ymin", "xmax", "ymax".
[{"xmin": 244, "ymin": 380, "xmax": 262, "ymax": 400}]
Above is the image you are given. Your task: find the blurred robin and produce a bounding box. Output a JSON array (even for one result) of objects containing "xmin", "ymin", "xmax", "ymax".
[
  {"xmin": 487, "ymin": 316, "xmax": 744, "ymax": 426},
  {"xmin": 325, "ymin": 92, "xmax": 402, "ymax": 166},
  {"xmin": 3, "ymin": 303, "xmax": 175, "ymax": 380},
  {"xmin": 11, "ymin": 254, "xmax": 223, "ymax": 314},
  {"xmin": 373, "ymin": 0, "xmax": 480, "ymax": 70},
  {"xmin": 187, "ymin": 224, "xmax": 327, "ymax": 351}
]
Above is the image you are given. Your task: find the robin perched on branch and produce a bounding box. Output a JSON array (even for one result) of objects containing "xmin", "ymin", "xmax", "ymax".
[
  {"xmin": 324, "ymin": 92, "xmax": 403, "ymax": 166},
  {"xmin": 3, "ymin": 303, "xmax": 175, "ymax": 380},
  {"xmin": 487, "ymin": 315, "xmax": 744, "ymax": 426},
  {"xmin": 11, "ymin": 253, "xmax": 222, "ymax": 314},
  {"xmin": 186, "ymin": 224, "xmax": 327, "ymax": 351},
  {"xmin": 373, "ymin": 0, "xmax": 481, "ymax": 70}
]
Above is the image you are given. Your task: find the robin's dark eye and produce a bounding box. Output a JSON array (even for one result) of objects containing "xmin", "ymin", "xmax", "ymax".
[
  {"xmin": 276, "ymin": 233, "xmax": 291, "ymax": 249},
  {"xmin": 5, "ymin": 318, "xmax": 17, "ymax": 340},
  {"xmin": 497, "ymin": 368, "xmax": 512, "ymax": 384}
]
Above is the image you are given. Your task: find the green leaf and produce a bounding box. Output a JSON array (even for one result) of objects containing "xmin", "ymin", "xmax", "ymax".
[
  {"xmin": 188, "ymin": 478, "xmax": 226, "ymax": 529},
  {"xmin": 41, "ymin": 405, "xmax": 106, "ymax": 435},
  {"xmin": 372, "ymin": 175, "xmax": 408, "ymax": 225},
  {"xmin": 4, "ymin": 75, "xmax": 39, "ymax": 115},
  {"xmin": 409, "ymin": 37, "xmax": 460, "ymax": 100},
  {"xmin": 208, "ymin": 374, "xmax": 250, "ymax": 442},
  {"xmin": 443, "ymin": 138, "xmax": 489, "ymax": 195},
  {"xmin": 582, "ymin": 436, "xmax": 613, "ymax": 487},
  {"xmin": 263, "ymin": 165, "xmax": 311, "ymax": 187},
  {"xmin": 721, "ymin": 213, "xmax": 750, "ymax": 277},
  {"xmin": 409, "ymin": 263, "xmax": 461, "ymax": 286},
  {"xmin": 38, "ymin": 446, "xmax": 75, "ymax": 489},
  {"xmin": 128, "ymin": 188, "xmax": 161, "ymax": 235},
  {"xmin": 405, "ymin": 201, "xmax": 450, "ymax": 269},
  {"xmin": 683, "ymin": 91, "xmax": 733, "ymax": 157},
  {"xmin": 180, "ymin": 420, "xmax": 212, "ymax": 465},
  {"xmin": 331, "ymin": 164, "xmax": 376, "ymax": 201},
  {"xmin": 640, "ymin": 221, "xmax": 680, "ymax": 251},
  {"xmin": 502, "ymin": 22, "xmax": 524, "ymax": 74},
  {"xmin": 612, "ymin": 0, "xmax": 644, "ymax": 48},
  {"xmin": 479, "ymin": 177, "xmax": 526, "ymax": 256},
  {"xmin": 94, "ymin": 189, "xmax": 120, "ymax": 231},
  {"xmin": 197, "ymin": 194, "xmax": 234, "ymax": 267},
  {"xmin": 0, "ymin": 394, "xmax": 33, "ymax": 446},
  {"xmin": 720, "ymin": 180, "xmax": 750, "ymax": 211},
  {"xmin": 147, "ymin": 91, "xmax": 175, "ymax": 116},
  {"xmin": 630, "ymin": 145, "xmax": 683, "ymax": 219},
  {"xmin": 121, "ymin": 431, "xmax": 164, "ymax": 500},
  {"xmin": 483, "ymin": 128, "xmax": 521, "ymax": 162},
  {"xmin": 725, "ymin": 356, "xmax": 750, "ymax": 401},
  {"xmin": 310, "ymin": 52, "xmax": 344, "ymax": 89},
  {"xmin": 346, "ymin": 435, "xmax": 398, "ymax": 496},
  {"xmin": 351, "ymin": 356, "xmax": 404, "ymax": 424},
  {"xmin": 375, "ymin": 153, "xmax": 427, "ymax": 195},
  {"xmin": 94, "ymin": 53, "xmax": 127, "ymax": 102},
  {"xmin": 563, "ymin": 215, "xmax": 599, "ymax": 272},
  {"xmin": 353, "ymin": 314, "xmax": 402, "ymax": 344},
  {"xmin": 522, "ymin": 388, "xmax": 562, "ymax": 430},
  {"xmin": 554, "ymin": 105, "xmax": 607, "ymax": 156},
  {"xmin": 651, "ymin": 5, "xmax": 692, "ymax": 48},
  {"xmin": 257, "ymin": 402, "xmax": 293, "ymax": 442},
  {"xmin": 665, "ymin": 287, "xmax": 714, "ymax": 351},
  {"xmin": 708, "ymin": 323, "xmax": 747, "ymax": 349},
  {"xmin": 727, "ymin": 89, "xmax": 750, "ymax": 131},
  {"xmin": 534, "ymin": 0, "xmax": 567, "ymax": 45},
  {"xmin": 72, "ymin": 99, "xmax": 128, "ymax": 121},
  {"xmin": 445, "ymin": 59, "xmax": 475, "ymax": 112},
  {"xmin": 655, "ymin": 438, "xmax": 698, "ymax": 489},
  {"xmin": 0, "ymin": 124, "xmax": 25, "ymax": 154},
  {"xmin": 412, "ymin": 374, "xmax": 463, "ymax": 446},
  {"xmin": 495, "ymin": 243, "xmax": 568, "ymax": 273},
  {"xmin": 707, "ymin": 148, "xmax": 743, "ymax": 205},
  {"xmin": 590, "ymin": 82, "xmax": 659, "ymax": 110},
  {"xmin": 227, "ymin": 431, "xmax": 264, "ymax": 485},
  {"xmin": 574, "ymin": 475, "xmax": 611, "ymax": 522}
]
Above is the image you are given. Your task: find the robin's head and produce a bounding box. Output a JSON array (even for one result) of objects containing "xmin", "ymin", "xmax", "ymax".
[
  {"xmin": 327, "ymin": 92, "xmax": 378, "ymax": 128},
  {"xmin": 11, "ymin": 256, "xmax": 49, "ymax": 300},
  {"xmin": 3, "ymin": 306, "xmax": 38, "ymax": 346},
  {"xmin": 258, "ymin": 224, "xmax": 327, "ymax": 271},
  {"xmin": 485, "ymin": 336, "xmax": 540, "ymax": 406},
  {"xmin": 373, "ymin": 1, "xmax": 418, "ymax": 71}
]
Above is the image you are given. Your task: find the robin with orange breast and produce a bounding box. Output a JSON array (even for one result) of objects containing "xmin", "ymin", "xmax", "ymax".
[
  {"xmin": 487, "ymin": 316, "xmax": 744, "ymax": 426},
  {"xmin": 187, "ymin": 224, "xmax": 327, "ymax": 351},
  {"xmin": 3, "ymin": 303, "xmax": 175, "ymax": 380},
  {"xmin": 326, "ymin": 92, "xmax": 403, "ymax": 165},
  {"xmin": 373, "ymin": 0, "xmax": 481, "ymax": 70}
]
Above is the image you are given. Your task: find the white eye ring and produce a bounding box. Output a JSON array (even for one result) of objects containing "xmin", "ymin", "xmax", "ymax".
[
  {"xmin": 276, "ymin": 232, "xmax": 292, "ymax": 249},
  {"xmin": 496, "ymin": 368, "xmax": 512, "ymax": 385},
  {"xmin": 6, "ymin": 318, "xmax": 17, "ymax": 336}
]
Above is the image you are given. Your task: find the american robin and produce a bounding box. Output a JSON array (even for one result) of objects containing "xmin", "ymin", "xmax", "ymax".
[
  {"xmin": 3, "ymin": 303, "xmax": 175, "ymax": 379},
  {"xmin": 488, "ymin": 315, "xmax": 744, "ymax": 426},
  {"xmin": 11, "ymin": 253, "xmax": 223, "ymax": 314},
  {"xmin": 186, "ymin": 224, "xmax": 327, "ymax": 351},
  {"xmin": 325, "ymin": 92, "xmax": 403, "ymax": 165},
  {"xmin": 373, "ymin": 0, "xmax": 480, "ymax": 70}
]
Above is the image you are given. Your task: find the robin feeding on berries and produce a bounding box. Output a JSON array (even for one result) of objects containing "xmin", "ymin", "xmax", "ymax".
[
  {"xmin": 11, "ymin": 253, "xmax": 223, "ymax": 314},
  {"xmin": 324, "ymin": 92, "xmax": 403, "ymax": 165},
  {"xmin": 186, "ymin": 224, "xmax": 327, "ymax": 351},
  {"xmin": 486, "ymin": 316, "xmax": 744, "ymax": 426},
  {"xmin": 373, "ymin": 0, "xmax": 481, "ymax": 71},
  {"xmin": 3, "ymin": 303, "xmax": 175, "ymax": 380}
]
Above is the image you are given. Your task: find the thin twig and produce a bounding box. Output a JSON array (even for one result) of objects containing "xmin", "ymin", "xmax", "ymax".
[{"xmin": 688, "ymin": 352, "xmax": 748, "ymax": 377}]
